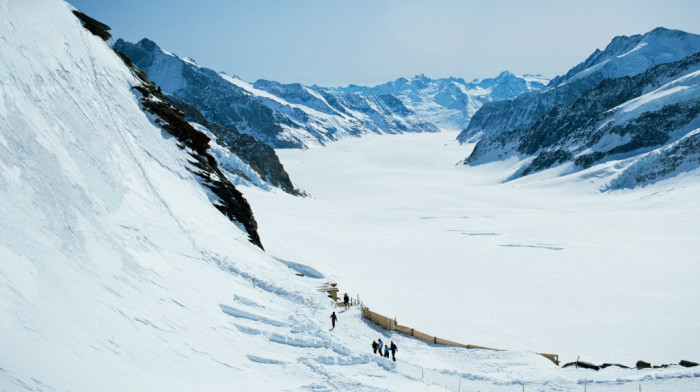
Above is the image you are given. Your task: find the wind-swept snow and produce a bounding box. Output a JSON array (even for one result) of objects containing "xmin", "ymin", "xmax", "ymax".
[{"xmin": 2, "ymin": 1, "xmax": 700, "ymax": 391}]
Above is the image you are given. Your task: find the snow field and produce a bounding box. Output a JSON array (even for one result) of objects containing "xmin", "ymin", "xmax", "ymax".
[
  {"xmin": 244, "ymin": 130, "xmax": 700, "ymax": 370},
  {"xmin": 2, "ymin": 0, "xmax": 700, "ymax": 390}
]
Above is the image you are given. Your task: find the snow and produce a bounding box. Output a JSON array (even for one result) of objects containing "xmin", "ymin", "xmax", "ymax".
[
  {"xmin": 567, "ymin": 28, "xmax": 700, "ymax": 84},
  {"xmin": 614, "ymin": 69, "xmax": 700, "ymax": 122},
  {"xmin": 336, "ymin": 73, "xmax": 548, "ymax": 131},
  {"xmin": 2, "ymin": 1, "xmax": 699, "ymax": 391},
  {"xmin": 192, "ymin": 122, "xmax": 271, "ymax": 190},
  {"xmin": 244, "ymin": 130, "xmax": 700, "ymax": 371}
]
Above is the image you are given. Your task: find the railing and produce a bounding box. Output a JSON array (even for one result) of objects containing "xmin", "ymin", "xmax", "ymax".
[
  {"xmin": 318, "ymin": 282, "xmax": 561, "ymax": 367},
  {"xmin": 363, "ymin": 306, "xmax": 559, "ymax": 366}
]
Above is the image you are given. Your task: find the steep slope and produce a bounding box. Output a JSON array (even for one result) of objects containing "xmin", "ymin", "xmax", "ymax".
[
  {"xmin": 460, "ymin": 28, "xmax": 700, "ymax": 189},
  {"xmin": 511, "ymin": 52, "xmax": 700, "ymax": 180},
  {"xmin": 114, "ymin": 39, "xmax": 438, "ymax": 149},
  {"xmin": 459, "ymin": 27, "xmax": 700, "ymax": 145},
  {"xmin": 333, "ymin": 72, "xmax": 547, "ymax": 131},
  {"xmin": 160, "ymin": 94, "xmax": 303, "ymax": 195},
  {"xmin": 0, "ymin": 1, "xmax": 296, "ymax": 388}
]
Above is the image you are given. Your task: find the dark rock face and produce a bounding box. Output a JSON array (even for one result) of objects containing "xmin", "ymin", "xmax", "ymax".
[
  {"xmin": 459, "ymin": 28, "xmax": 700, "ymax": 189},
  {"xmin": 680, "ymin": 360, "xmax": 699, "ymax": 367},
  {"xmin": 117, "ymin": 50, "xmax": 264, "ymax": 249},
  {"xmin": 462, "ymin": 47, "xmax": 700, "ymax": 189},
  {"xmin": 72, "ymin": 11, "xmax": 111, "ymax": 41},
  {"xmin": 163, "ymin": 95, "xmax": 303, "ymax": 196},
  {"xmin": 460, "ymin": 28, "xmax": 700, "ymax": 145}
]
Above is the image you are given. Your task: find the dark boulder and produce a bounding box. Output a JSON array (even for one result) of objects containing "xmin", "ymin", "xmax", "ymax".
[
  {"xmin": 679, "ymin": 360, "xmax": 698, "ymax": 368},
  {"xmin": 636, "ymin": 361, "xmax": 652, "ymax": 369}
]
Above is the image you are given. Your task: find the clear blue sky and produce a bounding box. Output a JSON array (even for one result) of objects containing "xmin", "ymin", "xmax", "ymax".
[{"xmin": 67, "ymin": 0, "xmax": 700, "ymax": 87}]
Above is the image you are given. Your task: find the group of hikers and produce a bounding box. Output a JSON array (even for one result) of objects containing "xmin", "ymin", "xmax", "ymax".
[
  {"xmin": 328, "ymin": 293, "xmax": 399, "ymax": 362},
  {"xmin": 372, "ymin": 338, "xmax": 398, "ymax": 361}
]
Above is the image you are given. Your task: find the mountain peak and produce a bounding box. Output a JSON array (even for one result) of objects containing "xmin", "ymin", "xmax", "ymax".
[
  {"xmin": 136, "ymin": 37, "xmax": 160, "ymax": 51},
  {"xmin": 496, "ymin": 70, "xmax": 514, "ymax": 78},
  {"xmin": 549, "ymin": 27, "xmax": 700, "ymax": 87}
]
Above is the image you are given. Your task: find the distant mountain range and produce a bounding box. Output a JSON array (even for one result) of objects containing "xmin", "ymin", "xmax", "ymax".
[
  {"xmin": 115, "ymin": 39, "xmax": 439, "ymax": 149},
  {"xmin": 459, "ymin": 27, "xmax": 700, "ymax": 189},
  {"xmin": 330, "ymin": 72, "xmax": 548, "ymax": 131}
]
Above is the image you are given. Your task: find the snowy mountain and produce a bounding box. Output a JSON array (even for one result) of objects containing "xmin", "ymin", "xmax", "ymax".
[
  {"xmin": 3, "ymin": 1, "xmax": 700, "ymax": 390},
  {"xmin": 331, "ymin": 72, "xmax": 548, "ymax": 131},
  {"xmin": 160, "ymin": 93, "xmax": 302, "ymax": 195},
  {"xmin": 114, "ymin": 39, "xmax": 439, "ymax": 149},
  {"xmin": 459, "ymin": 28, "xmax": 700, "ymax": 144},
  {"xmin": 460, "ymin": 27, "xmax": 700, "ymax": 189}
]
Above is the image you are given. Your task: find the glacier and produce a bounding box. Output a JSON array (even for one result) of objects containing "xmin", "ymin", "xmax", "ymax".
[{"xmin": 2, "ymin": 1, "xmax": 700, "ymax": 391}]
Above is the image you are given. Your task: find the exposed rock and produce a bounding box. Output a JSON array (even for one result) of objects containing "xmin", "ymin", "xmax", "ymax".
[
  {"xmin": 463, "ymin": 47, "xmax": 700, "ymax": 189},
  {"xmin": 600, "ymin": 363, "xmax": 631, "ymax": 369},
  {"xmin": 114, "ymin": 38, "xmax": 440, "ymax": 149},
  {"xmin": 562, "ymin": 361, "xmax": 600, "ymax": 371},
  {"xmin": 636, "ymin": 360, "xmax": 652, "ymax": 369},
  {"xmin": 72, "ymin": 10, "xmax": 111, "ymax": 41},
  {"xmin": 163, "ymin": 95, "xmax": 304, "ymax": 196},
  {"xmin": 116, "ymin": 49, "xmax": 264, "ymax": 249},
  {"xmin": 460, "ymin": 27, "xmax": 700, "ymax": 146},
  {"xmin": 652, "ymin": 363, "xmax": 672, "ymax": 368},
  {"xmin": 680, "ymin": 360, "xmax": 699, "ymax": 367}
]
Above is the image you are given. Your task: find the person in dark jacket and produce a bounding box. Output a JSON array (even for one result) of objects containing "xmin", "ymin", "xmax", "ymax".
[
  {"xmin": 343, "ymin": 293, "xmax": 349, "ymax": 310},
  {"xmin": 377, "ymin": 339, "xmax": 383, "ymax": 355},
  {"xmin": 384, "ymin": 344, "xmax": 390, "ymax": 358},
  {"xmin": 330, "ymin": 311, "xmax": 338, "ymax": 329},
  {"xmin": 390, "ymin": 341, "xmax": 398, "ymax": 361},
  {"xmin": 372, "ymin": 340, "xmax": 378, "ymax": 354}
]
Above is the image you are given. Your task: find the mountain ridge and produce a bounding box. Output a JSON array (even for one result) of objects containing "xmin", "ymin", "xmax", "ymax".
[
  {"xmin": 115, "ymin": 38, "xmax": 439, "ymax": 149},
  {"xmin": 329, "ymin": 71, "xmax": 548, "ymax": 131},
  {"xmin": 460, "ymin": 27, "xmax": 700, "ymax": 190}
]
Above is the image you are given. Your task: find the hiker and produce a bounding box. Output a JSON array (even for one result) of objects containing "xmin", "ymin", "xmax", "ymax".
[
  {"xmin": 377, "ymin": 339, "xmax": 383, "ymax": 355},
  {"xmin": 390, "ymin": 341, "xmax": 398, "ymax": 361},
  {"xmin": 343, "ymin": 293, "xmax": 349, "ymax": 310},
  {"xmin": 372, "ymin": 340, "xmax": 378, "ymax": 354},
  {"xmin": 384, "ymin": 344, "xmax": 390, "ymax": 358},
  {"xmin": 330, "ymin": 311, "xmax": 338, "ymax": 329}
]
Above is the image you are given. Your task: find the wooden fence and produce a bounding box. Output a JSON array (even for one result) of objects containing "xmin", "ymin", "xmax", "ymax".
[{"xmin": 363, "ymin": 306, "xmax": 559, "ymax": 366}]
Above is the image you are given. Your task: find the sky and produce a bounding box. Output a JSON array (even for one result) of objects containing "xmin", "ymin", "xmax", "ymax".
[{"xmin": 66, "ymin": 0, "xmax": 700, "ymax": 87}]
